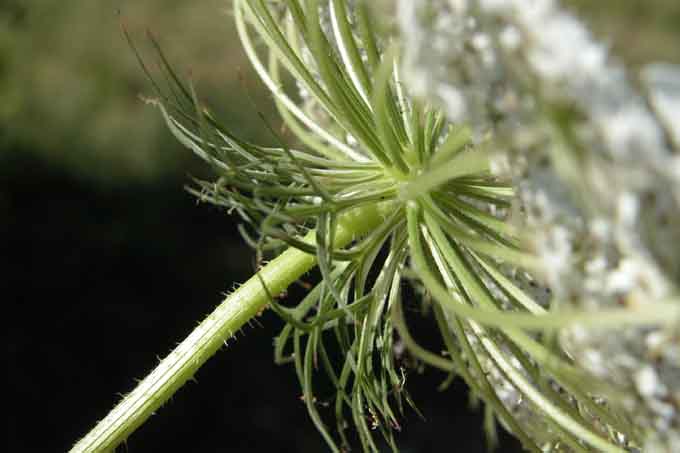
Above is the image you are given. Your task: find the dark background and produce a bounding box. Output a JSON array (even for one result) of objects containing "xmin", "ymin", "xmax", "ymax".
[{"xmin": 4, "ymin": 1, "xmax": 679, "ymax": 452}]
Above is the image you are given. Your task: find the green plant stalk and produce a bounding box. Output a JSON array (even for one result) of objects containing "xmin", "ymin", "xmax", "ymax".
[{"xmin": 71, "ymin": 201, "xmax": 394, "ymax": 453}]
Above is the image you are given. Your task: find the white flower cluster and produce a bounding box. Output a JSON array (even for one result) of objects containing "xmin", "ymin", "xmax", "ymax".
[
  {"xmin": 470, "ymin": 340, "xmax": 629, "ymax": 452},
  {"xmin": 398, "ymin": 0, "xmax": 680, "ymax": 451}
]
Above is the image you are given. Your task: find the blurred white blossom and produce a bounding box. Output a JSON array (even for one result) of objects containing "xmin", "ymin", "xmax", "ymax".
[{"xmin": 399, "ymin": 0, "xmax": 680, "ymax": 451}]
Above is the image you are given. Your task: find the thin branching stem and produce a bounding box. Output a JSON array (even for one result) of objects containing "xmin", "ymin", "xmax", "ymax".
[{"xmin": 70, "ymin": 202, "xmax": 393, "ymax": 453}]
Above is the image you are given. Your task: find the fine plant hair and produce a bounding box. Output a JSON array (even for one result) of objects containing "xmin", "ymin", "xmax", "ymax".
[{"xmin": 72, "ymin": 1, "xmax": 680, "ymax": 453}]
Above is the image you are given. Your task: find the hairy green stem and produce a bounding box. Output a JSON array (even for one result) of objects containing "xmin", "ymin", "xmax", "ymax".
[{"xmin": 71, "ymin": 202, "xmax": 393, "ymax": 453}]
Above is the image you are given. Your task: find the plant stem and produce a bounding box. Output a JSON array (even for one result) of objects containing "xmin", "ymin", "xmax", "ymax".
[{"xmin": 71, "ymin": 202, "xmax": 393, "ymax": 453}]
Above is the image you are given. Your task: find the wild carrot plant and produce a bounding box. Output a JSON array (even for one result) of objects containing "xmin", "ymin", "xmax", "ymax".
[{"xmin": 73, "ymin": 1, "xmax": 679, "ymax": 452}]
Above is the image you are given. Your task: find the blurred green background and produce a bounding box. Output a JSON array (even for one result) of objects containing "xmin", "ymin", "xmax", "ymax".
[
  {"xmin": 1, "ymin": 0, "xmax": 279, "ymax": 185},
  {"xmin": 3, "ymin": 1, "xmax": 679, "ymax": 452}
]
